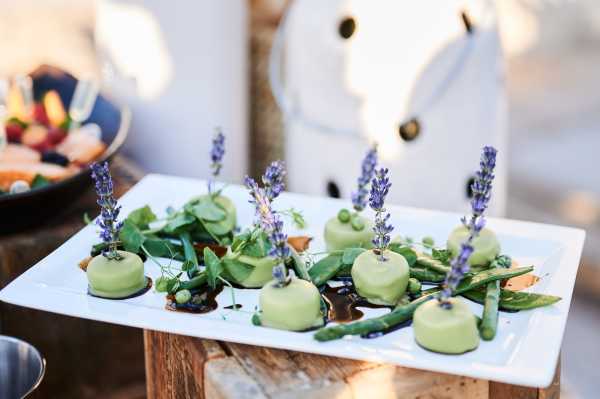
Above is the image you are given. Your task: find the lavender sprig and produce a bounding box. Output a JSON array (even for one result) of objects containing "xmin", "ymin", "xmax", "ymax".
[
  {"xmin": 351, "ymin": 146, "xmax": 378, "ymax": 212},
  {"xmin": 439, "ymin": 146, "xmax": 498, "ymax": 305},
  {"xmin": 262, "ymin": 160, "xmax": 286, "ymax": 201},
  {"xmin": 245, "ymin": 173, "xmax": 290, "ymax": 286},
  {"xmin": 90, "ymin": 162, "xmax": 123, "ymax": 260},
  {"xmin": 369, "ymin": 167, "xmax": 393, "ymax": 261},
  {"xmin": 208, "ymin": 128, "xmax": 225, "ymax": 194}
]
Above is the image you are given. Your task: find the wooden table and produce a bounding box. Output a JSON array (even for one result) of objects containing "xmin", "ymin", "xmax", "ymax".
[
  {"xmin": 0, "ymin": 156, "xmax": 146, "ymax": 399},
  {"xmin": 144, "ymin": 331, "xmax": 560, "ymax": 399}
]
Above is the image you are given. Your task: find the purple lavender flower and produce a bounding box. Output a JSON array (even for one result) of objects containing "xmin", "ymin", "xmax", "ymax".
[
  {"xmin": 369, "ymin": 167, "xmax": 393, "ymax": 261},
  {"xmin": 351, "ymin": 146, "xmax": 378, "ymax": 212},
  {"xmin": 90, "ymin": 162, "xmax": 123, "ymax": 260},
  {"xmin": 262, "ymin": 160, "xmax": 286, "ymax": 201},
  {"xmin": 210, "ymin": 128, "xmax": 225, "ymax": 177},
  {"xmin": 245, "ymin": 174, "xmax": 290, "ymax": 286},
  {"xmin": 208, "ymin": 128, "xmax": 225, "ymax": 194},
  {"xmin": 438, "ymin": 146, "xmax": 498, "ymax": 305}
]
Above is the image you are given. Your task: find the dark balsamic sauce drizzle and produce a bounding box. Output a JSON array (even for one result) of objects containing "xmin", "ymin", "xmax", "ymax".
[
  {"xmin": 224, "ymin": 304, "xmax": 243, "ymax": 310},
  {"xmin": 166, "ymin": 285, "xmax": 223, "ymax": 314}
]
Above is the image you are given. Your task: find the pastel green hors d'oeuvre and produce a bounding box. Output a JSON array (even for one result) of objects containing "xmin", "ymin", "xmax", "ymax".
[
  {"xmin": 351, "ymin": 249, "xmax": 410, "ymax": 306},
  {"xmin": 324, "ymin": 209, "xmax": 375, "ymax": 251},
  {"xmin": 258, "ymin": 278, "xmax": 323, "ymax": 331},
  {"xmin": 223, "ymin": 250, "xmax": 278, "ymax": 288},
  {"xmin": 413, "ymin": 298, "xmax": 479, "ymax": 354},
  {"xmin": 87, "ymin": 250, "xmax": 146, "ymax": 299},
  {"xmin": 447, "ymin": 226, "xmax": 500, "ymax": 266}
]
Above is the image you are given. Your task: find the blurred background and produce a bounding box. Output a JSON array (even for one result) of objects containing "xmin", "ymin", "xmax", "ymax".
[{"xmin": 0, "ymin": 0, "xmax": 598, "ymax": 398}]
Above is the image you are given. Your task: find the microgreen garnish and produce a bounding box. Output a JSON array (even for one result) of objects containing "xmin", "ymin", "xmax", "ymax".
[
  {"xmin": 369, "ymin": 167, "xmax": 393, "ymax": 261},
  {"xmin": 351, "ymin": 145, "xmax": 378, "ymax": 212},
  {"xmin": 439, "ymin": 146, "xmax": 498, "ymax": 306},
  {"xmin": 90, "ymin": 162, "xmax": 123, "ymax": 260}
]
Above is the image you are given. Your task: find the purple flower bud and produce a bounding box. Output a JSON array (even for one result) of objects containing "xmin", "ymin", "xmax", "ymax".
[
  {"xmin": 352, "ymin": 146, "xmax": 378, "ymax": 212},
  {"xmin": 90, "ymin": 162, "xmax": 122, "ymax": 260},
  {"xmin": 245, "ymin": 161, "xmax": 291, "ymax": 285},
  {"xmin": 369, "ymin": 167, "xmax": 393, "ymax": 261},
  {"xmin": 439, "ymin": 146, "xmax": 498, "ymax": 304}
]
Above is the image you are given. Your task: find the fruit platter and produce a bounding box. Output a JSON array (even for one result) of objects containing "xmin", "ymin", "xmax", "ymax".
[
  {"xmin": 0, "ymin": 67, "xmax": 129, "ymax": 231},
  {"xmin": 0, "ymin": 132, "xmax": 584, "ymax": 387}
]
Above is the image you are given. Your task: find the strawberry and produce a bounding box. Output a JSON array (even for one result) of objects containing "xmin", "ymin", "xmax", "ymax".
[
  {"xmin": 47, "ymin": 126, "xmax": 67, "ymax": 145},
  {"xmin": 32, "ymin": 103, "xmax": 50, "ymax": 125},
  {"xmin": 5, "ymin": 123, "xmax": 24, "ymax": 143}
]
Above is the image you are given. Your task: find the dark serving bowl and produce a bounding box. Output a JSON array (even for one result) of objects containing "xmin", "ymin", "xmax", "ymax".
[{"xmin": 0, "ymin": 67, "xmax": 130, "ymax": 233}]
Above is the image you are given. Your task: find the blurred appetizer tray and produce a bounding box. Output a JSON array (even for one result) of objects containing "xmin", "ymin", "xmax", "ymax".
[{"xmin": 0, "ymin": 174, "xmax": 585, "ymax": 387}]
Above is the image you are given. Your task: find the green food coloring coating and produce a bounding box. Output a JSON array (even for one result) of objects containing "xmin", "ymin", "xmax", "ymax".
[
  {"xmin": 324, "ymin": 215, "xmax": 374, "ymax": 251},
  {"xmin": 87, "ymin": 251, "xmax": 145, "ymax": 298},
  {"xmin": 351, "ymin": 250, "xmax": 410, "ymax": 306},
  {"xmin": 447, "ymin": 226, "xmax": 500, "ymax": 266}
]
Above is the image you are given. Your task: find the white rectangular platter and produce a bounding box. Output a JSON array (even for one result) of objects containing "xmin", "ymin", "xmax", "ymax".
[{"xmin": 0, "ymin": 174, "xmax": 585, "ymax": 387}]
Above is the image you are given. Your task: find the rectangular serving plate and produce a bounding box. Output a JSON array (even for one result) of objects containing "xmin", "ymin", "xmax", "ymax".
[{"xmin": 0, "ymin": 174, "xmax": 585, "ymax": 387}]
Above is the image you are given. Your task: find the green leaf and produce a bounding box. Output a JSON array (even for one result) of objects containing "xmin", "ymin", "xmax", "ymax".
[
  {"xmin": 164, "ymin": 212, "xmax": 195, "ymax": 233},
  {"xmin": 241, "ymin": 231, "xmax": 271, "ymax": 258},
  {"xmin": 204, "ymin": 247, "xmax": 223, "ymax": 290},
  {"xmin": 30, "ymin": 175, "xmax": 49, "ymax": 190},
  {"xmin": 222, "ymin": 257, "xmax": 254, "ymax": 283},
  {"xmin": 309, "ymin": 254, "xmax": 342, "ymax": 286},
  {"xmin": 462, "ymin": 288, "xmax": 561, "ymax": 311},
  {"xmin": 389, "ymin": 243, "xmax": 417, "ymax": 266},
  {"xmin": 119, "ymin": 220, "xmax": 146, "ymax": 253},
  {"xmin": 143, "ymin": 238, "xmax": 184, "ymax": 260},
  {"xmin": 127, "ymin": 205, "xmax": 157, "ymax": 229},
  {"xmin": 341, "ymin": 247, "xmax": 366, "ymax": 265},
  {"xmin": 251, "ymin": 313, "xmax": 261, "ymax": 326},
  {"xmin": 431, "ymin": 248, "xmax": 452, "ymax": 265},
  {"xmin": 31, "ymin": 174, "xmax": 50, "ymax": 189},
  {"xmin": 181, "ymin": 260, "xmax": 196, "ymax": 272},
  {"xmin": 189, "ymin": 198, "xmax": 226, "ymax": 222}
]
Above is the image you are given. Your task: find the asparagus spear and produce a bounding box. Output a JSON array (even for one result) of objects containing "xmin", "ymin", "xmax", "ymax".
[
  {"xmin": 478, "ymin": 255, "xmax": 511, "ymax": 340},
  {"xmin": 479, "ymin": 281, "xmax": 500, "ymax": 340},
  {"xmin": 314, "ymin": 266, "xmax": 533, "ymax": 341},
  {"xmin": 409, "ymin": 266, "xmax": 446, "ymax": 283}
]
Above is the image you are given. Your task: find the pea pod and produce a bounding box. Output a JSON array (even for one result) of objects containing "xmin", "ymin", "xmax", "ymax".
[
  {"xmin": 409, "ymin": 265, "xmax": 445, "ymax": 283},
  {"xmin": 179, "ymin": 271, "xmax": 208, "ymax": 291},
  {"xmin": 416, "ymin": 254, "xmax": 451, "ymax": 275},
  {"xmin": 309, "ymin": 254, "xmax": 342, "ymax": 286},
  {"xmin": 462, "ymin": 287, "xmax": 561, "ymax": 311},
  {"xmin": 314, "ymin": 265, "xmax": 533, "ymax": 341}
]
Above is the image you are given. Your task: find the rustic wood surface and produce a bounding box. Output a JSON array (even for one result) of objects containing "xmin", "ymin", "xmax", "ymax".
[
  {"xmin": 0, "ymin": 156, "xmax": 146, "ymax": 399},
  {"xmin": 144, "ymin": 330, "xmax": 560, "ymax": 399}
]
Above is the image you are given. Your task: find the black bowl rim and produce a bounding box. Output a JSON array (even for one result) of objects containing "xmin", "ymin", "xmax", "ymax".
[{"xmin": 0, "ymin": 105, "xmax": 131, "ymax": 203}]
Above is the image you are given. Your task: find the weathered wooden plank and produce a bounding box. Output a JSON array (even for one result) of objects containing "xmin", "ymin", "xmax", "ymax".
[
  {"xmin": 144, "ymin": 331, "xmax": 226, "ymax": 399},
  {"xmin": 205, "ymin": 357, "xmax": 267, "ymax": 399}
]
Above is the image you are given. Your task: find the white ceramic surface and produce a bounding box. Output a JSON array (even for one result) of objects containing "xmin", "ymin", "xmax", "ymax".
[{"xmin": 0, "ymin": 174, "xmax": 585, "ymax": 388}]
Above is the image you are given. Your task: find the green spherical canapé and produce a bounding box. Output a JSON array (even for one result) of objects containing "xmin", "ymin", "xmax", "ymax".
[{"xmin": 87, "ymin": 251, "xmax": 146, "ymax": 299}]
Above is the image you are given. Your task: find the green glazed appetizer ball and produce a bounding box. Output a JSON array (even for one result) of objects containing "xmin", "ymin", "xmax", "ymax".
[
  {"xmin": 87, "ymin": 251, "xmax": 145, "ymax": 298},
  {"xmin": 351, "ymin": 249, "xmax": 409, "ymax": 306},
  {"xmin": 413, "ymin": 298, "xmax": 479, "ymax": 354},
  {"xmin": 324, "ymin": 210, "xmax": 374, "ymax": 251},
  {"xmin": 259, "ymin": 278, "xmax": 323, "ymax": 331},
  {"xmin": 447, "ymin": 226, "xmax": 500, "ymax": 266}
]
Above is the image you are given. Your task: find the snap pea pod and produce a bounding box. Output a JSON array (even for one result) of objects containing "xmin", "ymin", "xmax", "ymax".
[
  {"xmin": 409, "ymin": 265, "xmax": 446, "ymax": 283},
  {"xmin": 314, "ymin": 266, "xmax": 533, "ymax": 341},
  {"xmin": 288, "ymin": 246, "xmax": 311, "ymax": 281},
  {"xmin": 461, "ymin": 287, "xmax": 561, "ymax": 311},
  {"xmin": 179, "ymin": 271, "xmax": 208, "ymax": 291},
  {"xmin": 479, "ymin": 281, "xmax": 500, "ymax": 340},
  {"xmin": 416, "ymin": 254, "xmax": 451, "ymax": 275},
  {"xmin": 309, "ymin": 254, "xmax": 342, "ymax": 286}
]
